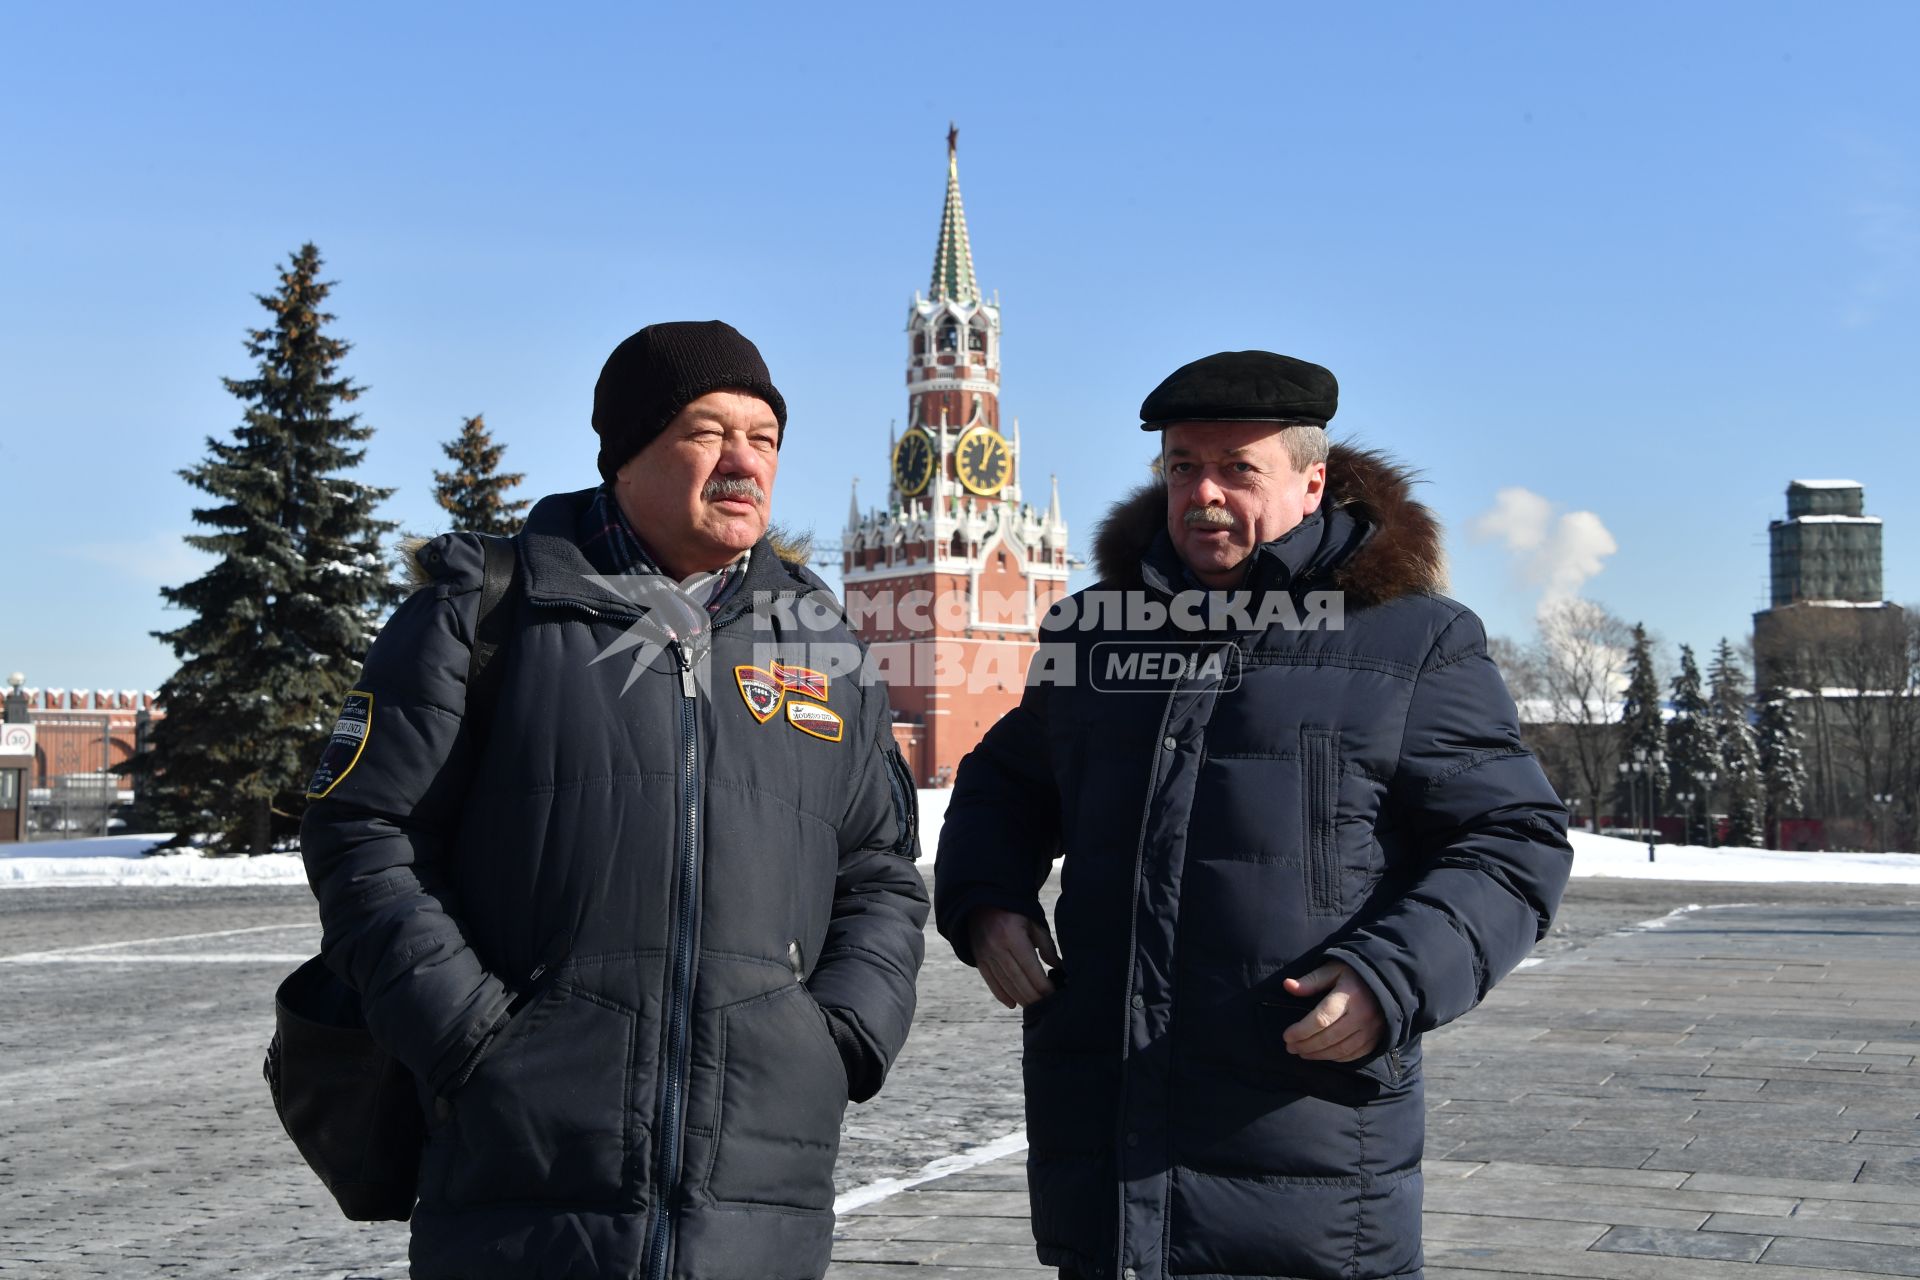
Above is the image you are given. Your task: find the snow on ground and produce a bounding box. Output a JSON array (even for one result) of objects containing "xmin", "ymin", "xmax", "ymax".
[
  {"xmin": 0, "ymin": 833, "xmax": 309, "ymax": 888},
  {"xmin": 1565, "ymin": 829, "xmax": 1920, "ymax": 883},
  {"xmin": 8, "ymin": 798, "xmax": 1919, "ymax": 888}
]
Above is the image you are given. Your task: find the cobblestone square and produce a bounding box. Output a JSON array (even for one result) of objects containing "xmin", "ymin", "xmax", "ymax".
[{"xmin": 3, "ymin": 881, "xmax": 1917, "ymax": 1278}]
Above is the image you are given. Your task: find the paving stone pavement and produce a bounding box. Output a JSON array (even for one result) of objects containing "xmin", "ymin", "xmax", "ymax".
[
  {"xmin": 0, "ymin": 884, "xmax": 1027, "ymax": 1279},
  {"xmin": 828, "ymin": 903, "xmax": 1920, "ymax": 1278},
  {"xmin": 3, "ymin": 887, "xmax": 1918, "ymax": 1277}
]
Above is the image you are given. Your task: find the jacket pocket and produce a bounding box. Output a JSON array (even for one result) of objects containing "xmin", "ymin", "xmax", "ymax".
[
  {"xmin": 1255, "ymin": 993, "xmax": 1418, "ymax": 1098},
  {"xmin": 884, "ymin": 745, "xmax": 920, "ymax": 859},
  {"xmin": 439, "ymin": 982, "xmax": 636, "ymax": 1207},
  {"xmin": 707, "ymin": 982, "xmax": 848, "ymax": 1210},
  {"xmin": 1299, "ymin": 727, "xmax": 1343, "ymax": 916}
]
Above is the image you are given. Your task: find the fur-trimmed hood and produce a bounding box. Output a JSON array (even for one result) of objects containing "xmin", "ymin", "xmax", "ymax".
[{"xmin": 1090, "ymin": 443, "xmax": 1446, "ymax": 608}]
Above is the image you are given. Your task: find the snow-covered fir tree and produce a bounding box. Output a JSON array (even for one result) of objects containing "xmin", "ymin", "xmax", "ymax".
[
  {"xmin": 1616, "ymin": 623, "xmax": 1666, "ymax": 826},
  {"xmin": 1664, "ymin": 644, "xmax": 1718, "ymax": 844},
  {"xmin": 433, "ymin": 413, "xmax": 528, "ymax": 535},
  {"xmin": 134, "ymin": 244, "xmax": 397, "ymax": 854},
  {"xmin": 1708, "ymin": 638, "xmax": 1765, "ymax": 847},
  {"xmin": 1755, "ymin": 681, "xmax": 1808, "ymax": 845}
]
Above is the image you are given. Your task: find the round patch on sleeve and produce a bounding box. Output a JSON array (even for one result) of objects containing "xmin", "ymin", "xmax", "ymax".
[{"xmin": 305, "ymin": 691, "xmax": 373, "ymax": 799}]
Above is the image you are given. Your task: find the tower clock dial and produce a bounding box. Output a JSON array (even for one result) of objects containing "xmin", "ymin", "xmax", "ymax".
[
  {"xmin": 955, "ymin": 426, "xmax": 1011, "ymax": 497},
  {"xmin": 892, "ymin": 429, "xmax": 935, "ymax": 497}
]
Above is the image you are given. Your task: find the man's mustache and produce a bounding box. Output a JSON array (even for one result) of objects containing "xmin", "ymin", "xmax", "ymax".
[
  {"xmin": 704, "ymin": 477, "xmax": 765, "ymax": 505},
  {"xmin": 1184, "ymin": 506, "xmax": 1236, "ymax": 530}
]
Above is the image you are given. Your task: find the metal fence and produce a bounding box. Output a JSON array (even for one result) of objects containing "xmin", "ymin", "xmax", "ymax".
[{"xmin": 26, "ymin": 772, "xmax": 126, "ymax": 838}]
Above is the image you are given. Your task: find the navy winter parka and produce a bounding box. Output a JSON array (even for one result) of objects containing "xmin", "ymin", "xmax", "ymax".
[
  {"xmin": 935, "ymin": 447, "xmax": 1573, "ymax": 1280},
  {"xmin": 300, "ymin": 488, "xmax": 928, "ymax": 1280}
]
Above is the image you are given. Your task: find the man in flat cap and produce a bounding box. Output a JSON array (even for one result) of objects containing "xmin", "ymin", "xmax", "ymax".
[
  {"xmin": 936, "ymin": 350, "xmax": 1572, "ymax": 1280},
  {"xmin": 302, "ymin": 321, "xmax": 927, "ymax": 1280}
]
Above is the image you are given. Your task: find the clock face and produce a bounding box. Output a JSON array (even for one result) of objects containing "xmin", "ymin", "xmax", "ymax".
[
  {"xmin": 955, "ymin": 426, "xmax": 1011, "ymax": 497},
  {"xmin": 892, "ymin": 429, "xmax": 935, "ymax": 497}
]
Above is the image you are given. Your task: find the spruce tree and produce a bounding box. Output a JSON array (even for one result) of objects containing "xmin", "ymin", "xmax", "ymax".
[
  {"xmin": 133, "ymin": 244, "xmax": 397, "ymax": 854},
  {"xmin": 1756, "ymin": 682, "xmax": 1808, "ymax": 845},
  {"xmin": 1664, "ymin": 645, "xmax": 1717, "ymax": 844},
  {"xmin": 1616, "ymin": 623, "xmax": 1666, "ymax": 832},
  {"xmin": 433, "ymin": 413, "xmax": 529, "ymax": 535},
  {"xmin": 1708, "ymin": 639, "xmax": 1765, "ymax": 847}
]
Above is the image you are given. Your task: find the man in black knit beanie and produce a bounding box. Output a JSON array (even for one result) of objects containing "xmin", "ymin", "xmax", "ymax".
[{"xmin": 301, "ymin": 320, "xmax": 928, "ymax": 1280}]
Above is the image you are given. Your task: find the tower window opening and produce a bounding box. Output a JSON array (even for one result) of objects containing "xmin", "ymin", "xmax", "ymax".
[
  {"xmin": 914, "ymin": 333, "xmax": 927, "ymax": 356},
  {"xmin": 938, "ymin": 323, "xmax": 960, "ymax": 352},
  {"xmin": 968, "ymin": 326, "xmax": 986, "ymax": 352}
]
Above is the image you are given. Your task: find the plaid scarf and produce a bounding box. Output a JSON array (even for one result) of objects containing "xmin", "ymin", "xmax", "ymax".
[{"xmin": 579, "ymin": 486, "xmax": 751, "ymax": 617}]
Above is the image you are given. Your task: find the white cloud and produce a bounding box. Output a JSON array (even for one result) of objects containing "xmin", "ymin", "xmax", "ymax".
[
  {"xmin": 1469, "ymin": 486, "xmax": 1618, "ymax": 609},
  {"xmin": 1468, "ymin": 487, "xmax": 1553, "ymax": 553}
]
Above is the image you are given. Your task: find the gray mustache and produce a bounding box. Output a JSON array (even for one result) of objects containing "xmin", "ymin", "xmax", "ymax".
[
  {"xmin": 1184, "ymin": 507, "xmax": 1237, "ymax": 530},
  {"xmin": 704, "ymin": 477, "xmax": 765, "ymax": 505}
]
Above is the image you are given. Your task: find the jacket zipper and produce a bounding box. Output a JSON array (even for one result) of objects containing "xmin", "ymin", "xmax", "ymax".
[
  {"xmin": 527, "ymin": 597, "xmax": 699, "ymax": 1280},
  {"xmin": 646, "ymin": 639, "xmax": 701, "ymax": 1280},
  {"xmin": 1112, "ymin": 673, "xmax": 1182, "ymax": 1278}
]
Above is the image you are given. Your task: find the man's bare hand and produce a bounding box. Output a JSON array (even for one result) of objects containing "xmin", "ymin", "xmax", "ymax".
[
  {"xmin": 1280, "ymin": 960, "xmax": 1386, "ymax": 1062},
  {"xmin": 968, "ymin": 907, "xmax": 1061, "ymax": 1009}
]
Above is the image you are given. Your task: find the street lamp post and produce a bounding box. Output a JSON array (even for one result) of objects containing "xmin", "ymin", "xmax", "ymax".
[
  {"xmin": 1704, "ymin": 771, "xmax": 1719, "ymax": 848},
  {"xmin": 1648, "ymin": 750, "xmax": 1664, "ymax": 861},
  {"xmin": 1619, "ymin": 749, "xmax": 1662, "ymax": 863},
  {"xmin": 1617, "ymin": 760, "xmax": 1634, "ymax": 841},
  {"xmin": 1677, "ymin": 789, "xmax": 1697, "ymax": 847},
  {"xmin": 1872, "ymin": 793, "xmax": 1894, "ymax": 854},
  {"xmin": 1620, "ymin": 747, "xmax": 1663, "ymax": 862},
  {"xmin": 1618, "ymin": 760, "xmax": 1638, "ymax": 851}
]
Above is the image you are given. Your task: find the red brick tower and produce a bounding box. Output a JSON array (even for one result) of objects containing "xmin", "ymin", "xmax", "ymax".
[{"xmin": 842, "ymin": 128, "xmax": 1071, "ymax": 786}]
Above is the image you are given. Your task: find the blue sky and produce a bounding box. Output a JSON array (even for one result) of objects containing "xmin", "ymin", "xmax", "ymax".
[{"xmin": 3, "ymin": 3, "xmax": 1916, "ymax": 692}]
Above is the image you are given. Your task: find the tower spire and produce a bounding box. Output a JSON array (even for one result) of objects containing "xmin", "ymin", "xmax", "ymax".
[{"xmin": 929, "ymin": 124, "xmax": 980, "ymax": 304}]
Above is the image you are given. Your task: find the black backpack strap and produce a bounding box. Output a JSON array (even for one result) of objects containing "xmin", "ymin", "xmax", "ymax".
[{"xmin": 465, "ymin": 534, "xmax": 521, "ymax": 728}]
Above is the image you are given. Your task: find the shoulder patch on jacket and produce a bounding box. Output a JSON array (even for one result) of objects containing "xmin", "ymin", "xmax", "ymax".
[
  {"xmin": 736, "ymin": 665, "xmax": 785, "ymax": 723},
  {"xmin": 785, "ymin": 700, "xmax": 844, "ymax": 742},
  {"xmin": 772, "ymin": 662, "xmax": 829, "ymax": 701},
  {"xmin": 305, "ymin": 691, "xmax": 373, "ymax": 799}
]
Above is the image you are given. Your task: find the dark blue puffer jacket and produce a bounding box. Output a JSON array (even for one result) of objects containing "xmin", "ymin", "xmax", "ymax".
[
  {"xmin": 935, "ymin": 447, "xmax": 1572, "ymax": 1280},
  {"xmin": 301, "ymin": 488, "xmax": 927, "ymax": 1280}
]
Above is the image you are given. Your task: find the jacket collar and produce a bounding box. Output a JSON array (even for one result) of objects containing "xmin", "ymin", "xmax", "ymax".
[{"xmin": 519, "ymin": 487, "xmax": 809, "ymax": 621}]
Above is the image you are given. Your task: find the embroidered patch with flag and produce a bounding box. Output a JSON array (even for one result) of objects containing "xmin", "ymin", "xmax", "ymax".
[
  {"xmin": 772, "ymin": 662, "xmax": 829, "ymax": 701},
  {"xmin": 785, "ymin": 699, "xmax": 844, "ymax": 743},
  {"xmin": 305, "ymin": 691, "xmax": 373, "ymax": 799},
  {"xmin": 735, "ymin": 666, "xmax": 785, "ymax": 723}
]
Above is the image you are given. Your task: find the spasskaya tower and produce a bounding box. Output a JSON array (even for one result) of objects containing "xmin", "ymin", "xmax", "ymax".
[{"xmin": 841, "ymin": 128, "xmax": 1071, "ymax": 786}]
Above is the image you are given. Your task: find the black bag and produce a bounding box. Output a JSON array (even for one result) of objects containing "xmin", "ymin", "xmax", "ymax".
[
  {"xmin": 265, "ymin": 532, "xmax": 520, "ymax": 1222},
  {"xmin": 265, "ymin": 957, "xmax": 428, "ymax": 1220}
]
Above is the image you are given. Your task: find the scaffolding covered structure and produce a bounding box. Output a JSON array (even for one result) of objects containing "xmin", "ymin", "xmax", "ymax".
[{"xmin": 1768, "ymin": 479, "xmax": 1883, "ymax": 607}]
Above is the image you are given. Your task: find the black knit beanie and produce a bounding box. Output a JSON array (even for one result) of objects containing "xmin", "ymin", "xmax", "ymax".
[{"xmin": 592, "ymin": 320, "xmax": 789, "ymax": 482}]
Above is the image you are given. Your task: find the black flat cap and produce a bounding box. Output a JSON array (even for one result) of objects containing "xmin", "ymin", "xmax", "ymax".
[{"xmin": 1139, "ymin": 350, "xmax": 1338, "ymax": 430}]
